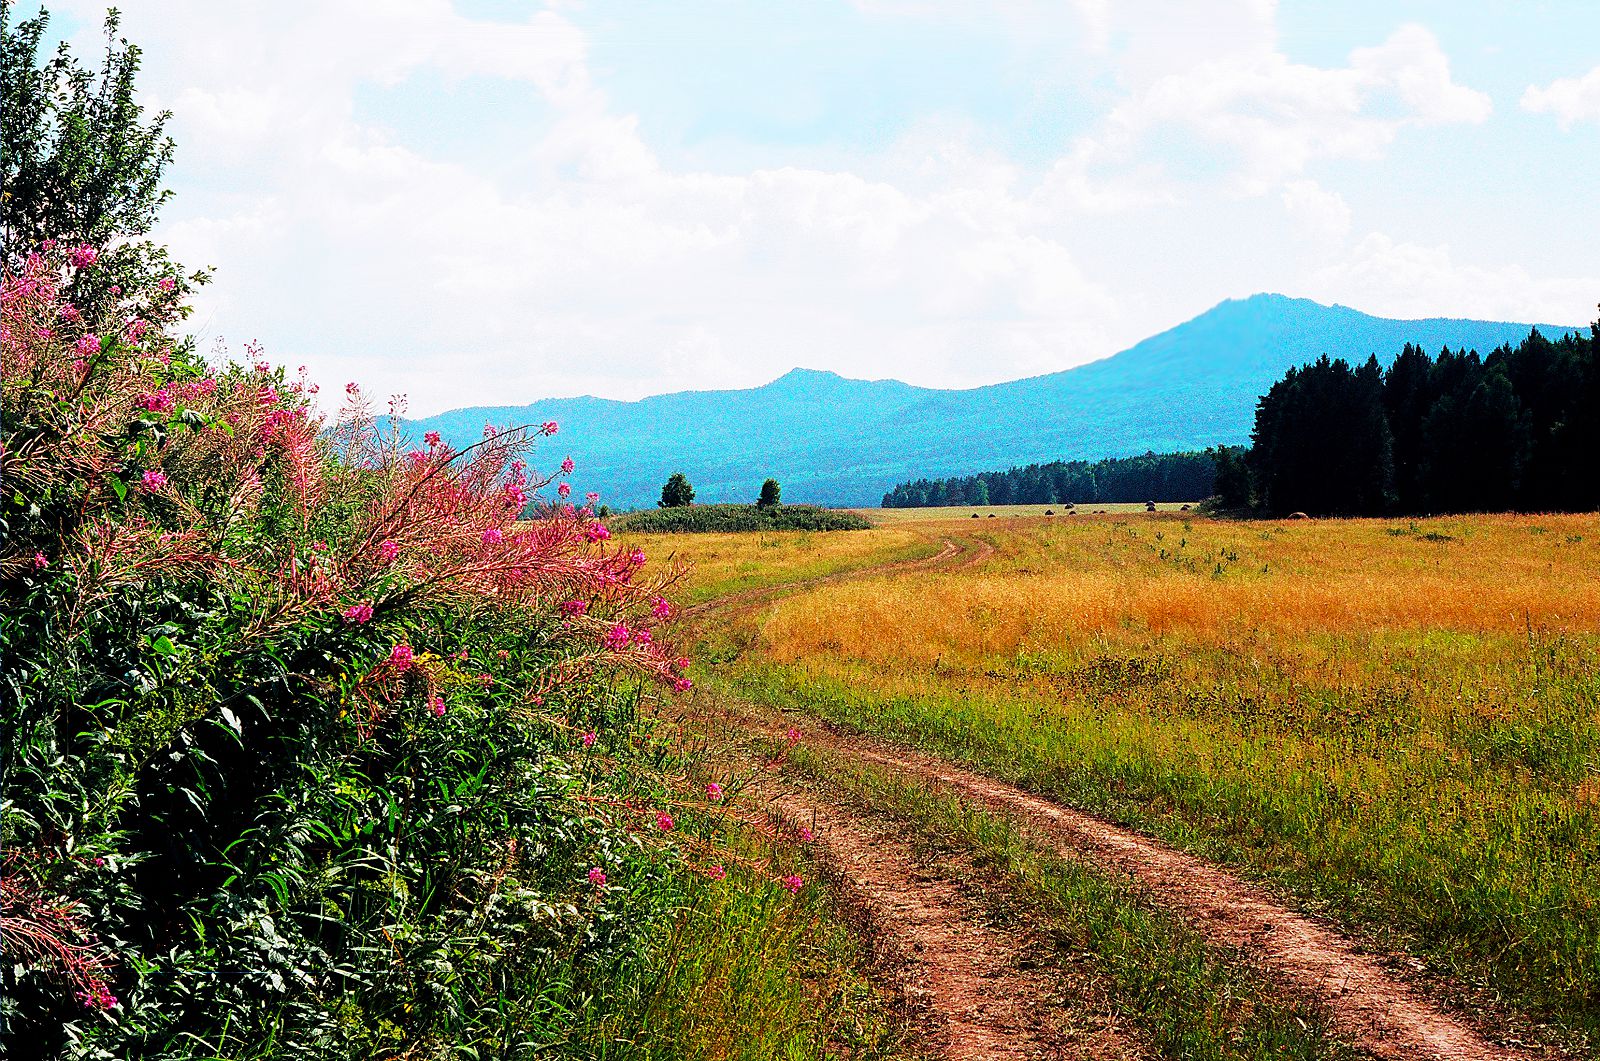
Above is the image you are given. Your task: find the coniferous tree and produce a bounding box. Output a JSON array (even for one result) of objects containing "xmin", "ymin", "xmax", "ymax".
[
  {"xmin": 658, "ymin": 472, "xmax": 695, "ymax": 508},
  {"xmin": 757, "ymin": 478, "xmax": 781, "ymax": 508}
]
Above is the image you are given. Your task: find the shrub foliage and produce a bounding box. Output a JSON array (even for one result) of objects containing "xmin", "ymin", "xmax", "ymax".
[
  {"xmin": 615, "ymin": 503, "xmax": 871, "ymax": 534},
  {"xmin": 0, "ymin": 243, "xmax": 701, "ymax": 1058}
]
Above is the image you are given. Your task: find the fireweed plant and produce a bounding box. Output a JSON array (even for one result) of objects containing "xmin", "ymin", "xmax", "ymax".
[{"xmin": 0, "ymin": 244, "xmax": 807, "ymax": 1058}]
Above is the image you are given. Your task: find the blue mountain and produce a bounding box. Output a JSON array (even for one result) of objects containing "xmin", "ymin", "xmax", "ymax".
[{"xmin": 408, "ymin": 294, "xmax": 1582, "ymax": 508}]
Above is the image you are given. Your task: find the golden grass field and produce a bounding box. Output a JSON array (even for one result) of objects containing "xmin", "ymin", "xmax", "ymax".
[{"xmin": 628, "ymin": 508, "xmax": 1600, "ymax": 1046}]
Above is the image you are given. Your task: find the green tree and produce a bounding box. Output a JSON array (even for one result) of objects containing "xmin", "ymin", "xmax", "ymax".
[
  {"xmin": 2, "ymin": 4, "xmax": 203, "ymax": 317},
  {"xmin": 659, "ymin": 472, "xmax": 695, "ymax": 508},
  {"xmin": 757, "ymin": 478, "xmax": 781, "ymax": 508}
]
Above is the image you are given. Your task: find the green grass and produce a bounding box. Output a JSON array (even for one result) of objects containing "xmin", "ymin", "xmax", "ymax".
[
  {"xmin": 715, "ymin": 635, "xmax": 1600, "ymax": 1047},
  {"xmin": 780, "ymin": 741, "xmax": 1361, "ymax": 1061}
]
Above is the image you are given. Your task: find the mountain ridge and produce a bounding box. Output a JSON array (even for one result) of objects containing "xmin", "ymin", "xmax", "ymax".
[{"xmin": 409, "ymin": 294, "xmax": 1584, "ymax": 508}]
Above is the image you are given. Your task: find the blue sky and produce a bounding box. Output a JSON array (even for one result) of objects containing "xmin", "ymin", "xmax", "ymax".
[{"xmin": 37, "ymin": 1, "xmax": 1600, "ymax": 414}]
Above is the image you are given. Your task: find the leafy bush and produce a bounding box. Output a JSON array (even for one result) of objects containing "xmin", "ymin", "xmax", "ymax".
[
  {"xmin": 0, "ymin": 243, "xmax": 720, "ymax": 1058},
  {"xmin": 614, "ymin": 504, "xmax": 871, "ymax": 534}
]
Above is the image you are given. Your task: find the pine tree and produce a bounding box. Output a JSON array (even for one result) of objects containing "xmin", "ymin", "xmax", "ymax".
[{"xmin": 658, "ymin": 472, "xmax": 695, "ymax": 508}]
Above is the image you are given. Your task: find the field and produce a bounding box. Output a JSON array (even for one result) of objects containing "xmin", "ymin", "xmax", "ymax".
[{"xmin": 626, "ymin": 508, "xmax": 1600, "ymax": 1059}]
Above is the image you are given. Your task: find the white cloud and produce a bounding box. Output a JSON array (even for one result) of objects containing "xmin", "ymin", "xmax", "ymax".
[
  {"xmin": 1522, "ymin": 65, "xmax": 1600, "ymax": 129},
  {"xmin": 1313, "ymin": 234, "xmax": 1598, "ymax": 326},
  {"xmin": 1098, "ymin": 23, "xmax": 1489, "ymax": 192},
  {"xmin": 44, "ymin": 1, "xmax": 1589, "ymax": 417}
]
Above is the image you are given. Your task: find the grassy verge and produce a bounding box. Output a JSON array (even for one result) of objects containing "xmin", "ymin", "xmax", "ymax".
[{"xmin": 779, "ymin": 739, "xmax": 1361, "ymax": 1061}]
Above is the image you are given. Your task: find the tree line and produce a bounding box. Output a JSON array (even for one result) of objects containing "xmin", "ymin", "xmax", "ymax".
[
  {"xmin": 881, "ymin": 451, "xmax": 1216, "ymax": 508},
  {"xmin": 1220, "ymin": 320, "xmax": 1600, "ymax": 515}
]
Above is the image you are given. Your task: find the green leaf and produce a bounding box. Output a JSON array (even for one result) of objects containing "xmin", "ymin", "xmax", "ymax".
[
  {"xmin": 109, "ymin": 476, "xmax": 127, "ymax": 502},
  {"xmin": 151, "ymin": 635, "xmax": 176, "ymax": 656}
]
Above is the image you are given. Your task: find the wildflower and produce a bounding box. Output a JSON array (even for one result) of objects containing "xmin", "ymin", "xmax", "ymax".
[
  {"xmin": 557, "ymin": 482, "xmax": 571, "ymax": 498},
  {"xmin": 253, "ymin": 360, "xmax": 271, "ymax": 373},
  {"xmin": 673, "ymin": 677, "xmax": 694, "ymax": 693},
  {"xmin": 503, "ymin": 483, "xmax": 527, "ymax": 509},
  {"xmin": 629, "ymin": 548, "xmax": 647, "ymax": 566},
  {"xmin": 674, "ymin": 657, "xmax": 690, "ymax": 671},
  {"xmin": 137, "ymin": 389, "xmax": 174, "ymax": 414},
  {"xmin": 31, "ymin": 551, "xmax": 48, "ymax": 570},
  {"xmin": 582, "ymin": 730, "xmax": 597, "ymax": 748},
  {"xmin": 631, "ymin": 628, "xmax": 652, "ymax": 645},
  {"xmin": 495, "ymin": 648, "xmax": 509, "ymax": 659},
  {"xmin": 602, "ymin": 622, "xmax": 631, "ymax": 652},
  {"xmin": 584, "ymin": 523, "xmax": 611, "ymax": 542},
  {"xmin": 125, "ymin": 318, "xmax": 148, "ymax": 341},
  {"xmin": 798, "ymin": 826, "xmax": 814, "ymax": 842},
  {"xmin": 706, "ymin": 864, "xmax": 727, "ymax": 881},
  {"xmin": 141, "ymin": 469, "xmax": 168, "ymax": 491},
  {"xmin": 705, "ymin": 782, "xmax": 723, "ymax": 801},
  {"xmin": 108, "ymin": 285, "xmax": 121, "ymax": 295},
  {"xmin": 542, "ymin": 420, "xmax": 558, "ymax": 435},
  {"xmin": 655, "ymin": 811, "xmax": 675, "ymax": 832},
  {"xmin": 588, "ymin": 866, "xmax": 607, "ymax": 886},
  {"xmin": 483, "ymin": 527, "xmax": 503, "ymax": 545},
  {"xmin": 77, "ymin": 985, "xmax": 117, "ymax": 1010},
  {"xmin": 377, "ymin": 539, "xmax": 399, "ymax": 562},
  {"xmin": 429, "ymin": 696, "xmax": 447, "ymax": 717},
  {"xmin": 562, "ymin": 599, "xmax": 588, "ymax": 616},
  {"xmin": 560, "ymin": 456, "xmax": 575, "ymax": 474},
  {"xmin": 477, "ymin": 672, "xmax": 493, "ymax": 688},
  {"xmin": 346, "ymin": 382, "xmax": 360, "ymax": 396},
  {"xmin": 483, "ymin": 423, "xmax": 498, "ymax": 438},
  {"xmin": 586, "ymin": 491, "xmax": 600, "ymax": 504},
  {"xmin": 780, "ymin": 875, "xmax": 804, "ymax": 894},
  {"xmin": 424, "ymin": 430, "xmax": 441, "ymax": 446},
  {"xmin": 342, "ymin": 601, "xmax": 374, "ymax": 624},
  {"xmin": 59, "ymin": 304, "xmax": 81, "ymax": 322},
  {"xmin": 158, "ymin": 277, "xmax": 176, "ymax": 292},
  {"xmin": 786, "ymin": 727, "xmax": 801, "ymax": 743},
  {"xmin": 405, "ymin": 448, "xmax": 428, "ymax": 466},
  {"xmin": 68, "ymin": 243, "xmax": 98, "ymax": 268},
  {"xmin": 390, "ymin": 643, "xmax": 415, "ymax": 671},
  {"xmin": 652, "ymin": 597, "xmax": 672, "ymax": 619}
]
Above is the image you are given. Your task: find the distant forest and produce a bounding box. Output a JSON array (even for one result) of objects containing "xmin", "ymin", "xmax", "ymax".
[
  {"xmin": 1225, "ymin": 320, "xmax": 1600, "ymax": 515},
  {"xmin": 881, "ymin": 451, "xmax": 1216, "ymax": 508}
]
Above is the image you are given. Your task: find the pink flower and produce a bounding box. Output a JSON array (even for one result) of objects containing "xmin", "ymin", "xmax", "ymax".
[
  {"xmin": 706, "ymin": 864, "xmax": 726, "ymax": 881},
  {"xmin": 631, "ymin": 628, "xmax": 652, "ymax": 646},
  {"xmin": 562, "ymin": 599, "xmax": 588, "ymax": 616},
  {"xmin": 346, "ymin": 382, "xmax": 361, "ymax": 396},
  {"xmin": 108, "ymin": 285, "xmax": 122, "ymax": 295},
  {"xmin": 68, "ymin": 243, "xmax": 98, "ymax": 269},
  {"xmin": 560, "ymin": 456, "xmax": 575, "ymax": 474},
  {"xmin": 124, "ymin": 318, "xmax": 148, "ymax": 341},
  {"xmin": 673, "ymin": 677, "xmax": 694, "ymax": 693},
  {"xmin": 588, "ymin": 866, "xmax": 607, "ymax": 886},
  {"xmin": 59, "ymin": 304, "xmax": 81, "ymax": 322},
  {"xmin": 629, "ymin": 548, "xmax": 647, "ymax": 566},
  {"xmin": 542, "ymin": 421, "xmax": 558, "ymax": 435},
  {"xmin": 655, "ymin": 811, "xmax": 675, "ymax": 832},
  {"xmin": 158, "ymin": 278, "xmax": 176, "ymax": 292},
  {"xmin": 780, "ymin": 875, "xmax": 804, "ymax": 894},
  {"xmin": 495, "ymin": 648, "xmax": 509, "ymax": 660},
  {"xmin": 585, "ymin": 491, "xmax": 600, "ymax": 504},
  {"xmin": 141, "ymin": 469, "xmax": 168, "ymax": 491},
  {"xmin": 31, "ymin": 551, "xmax": 48, "ymax": 570},
  {"xmin": 798, "ymin": 826, "xmax": 814, "ymax": 842},
  {"xmin": 652, "ymin": 597, "xmax": 672, "ymax": 619},
  {"xmin": 424, "ymin": 430, "xmax": 441, "ymax": 446},
  {"xmin": 602, "ymin": 622, "xmax": 631, "ymax": 652},
  {"xmin": 390, "ymin": 643, "xmax": 415, "ymax": 670},
  {"xmin": 74, "ymin": 334, "xmax": 99, "ymax": 359},
  {"xmin": 705, "ymin": 782, "xmax": 723, "ymax": 801},
  {"xmin": 477, "ymin": 672, "xmax": 493, "ymax": 688},
  {"xmin": 343, "ymin": 601, "xmax": 374, "ymax": 624},
  {"xmin": 584, "ymin": 523, "xmax": 611, "ymax": 542},
  {"xmin": 137, "ymin": 389, "xmax": 174, "ymax": 414},
  {"xmin": 581, "ymin": 730, "xmax": 597, "ymax": 748},
  {"xmin": 377, "ymin": 539, "xmax": 399, "ymax": 562},
  {"xmin": 429, "ymin": 696, "xmax": 447, "ymax": 717},
  {"xmin": 786, "ymin": 727, "xmax": 801, "ymax": 744},
  {"xmin": 483, "ymin": 527, "xmax": 503, "ymax": 545},
  {"xmin": 557, "ymin": 482, "xmax": 571, "ymax": 498},
  {"xmin": 674, "ymin": 657, "xmax": 690, "ymax": 671},
  {"xmin": 503, "ymin": 483, "xmax": 527, "ymax": 509},
  {"xmin": 405, "ymin": 449, "xmax": 428, "ymax": 466}
]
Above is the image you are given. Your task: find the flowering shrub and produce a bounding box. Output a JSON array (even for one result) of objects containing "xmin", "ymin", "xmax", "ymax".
[{"xmin": 0, "ymin": 243, "xmax": 727, "ymax": 1057}]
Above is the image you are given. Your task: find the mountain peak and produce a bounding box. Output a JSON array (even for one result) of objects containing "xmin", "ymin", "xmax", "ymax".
[{"xmin": 768, "ymin": 367, "xmax": 845, "ymax": 385}]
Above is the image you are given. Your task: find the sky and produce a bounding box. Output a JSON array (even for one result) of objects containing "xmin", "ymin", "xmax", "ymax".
[{"xmin": 33, "ymin": 0, "xmax": 1600, "ymax": 415}]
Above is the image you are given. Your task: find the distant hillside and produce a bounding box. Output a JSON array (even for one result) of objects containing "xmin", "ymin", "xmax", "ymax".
[{"xmin": 408, "ymin": 295, "xmax": 1579, "ymax": 508}]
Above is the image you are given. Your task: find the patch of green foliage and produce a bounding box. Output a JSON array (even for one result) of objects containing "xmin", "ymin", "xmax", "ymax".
[{"xmin": 615, "ymin": 504, "xmax": 872, "ymax": 534}]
